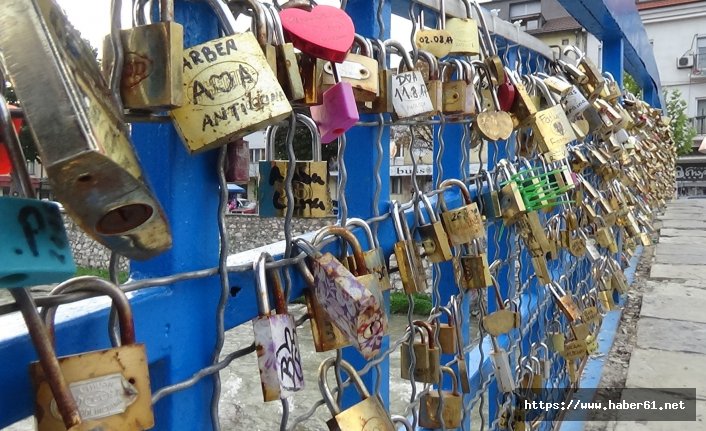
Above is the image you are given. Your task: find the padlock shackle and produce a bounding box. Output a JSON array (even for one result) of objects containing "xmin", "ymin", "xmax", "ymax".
[
  {"xmin": 384, "ymin": 40, "xmax": 414, "ymax": 72},
  {"xmin": 416, "ymin": 50, "xmax": 440, "ymax": 80},
  {"xmin": 489, "ymin": 275, "xmax": 506, "ymax": 311},
  {"xmin": 562, "ymin": 45, "xmax": 585, "ymax": 63},
  {"xmin": 254, "ymin": 252, "xmax": 288, "ymax": 315},
  {"xmin": 265, "ymin": 113, "xmax": 322, "ymax": 161},
  {"xmin": 370, "ymin": 38, "xmax": 388, "ymax": 69},
  {"xmin": 391, "ymin": 415, "xmax": 414, "ymax": 431},
  {"xmin": 159, "ymin": 0, "xmax": 174, "ymax": 22},
  {"xmin": 529, "ymin": 75, "xmax": 559, "ymax": 107},
  {"xmin": 345, "ymin": 217, "xmax": 379, "ymax": 249},
  {"xmin": 352, "ymin": 34, "xmax": 372, "ymax": 57},
  {"xmin": 439, "ymin": 365, "xmax": 460, "ymax": 395},
  {"xmin": 472, "ymin": 60, "xmax": 503, "ymax": 112},
  {"xmin": 318, "ymin": 357, "xmax": 370, "ymax": 416},
  {"xmin": 42, "ymin": 276, "xmax": 136, "ymax": 347},
  {"xmin": 391, "ymin": 200, "xmax": 413, "ymax": 241},
  {"xmin": 227, "ymin": 0, "xmax": 268, "ymax": 46},
  {"xmin": 262, "ymin": 1, "xmax": 285, "ymax": 45},
  {"xmin": 469, "ymin": 0, "xmax": 494, "ymax": 57},
  {"xmin": 312, "ymin": 226, "xmax": 369, "ymax": 276},
  {"xmin": 416, "ymin": 193, "xmax": 440, "ymax": 224},
  {"xmin": 203, "ymin": 0, "xmax": 237, "ymax": 35},
  {"xmin": 413, "ymin": 320, "xmax": 436, "ymax": 348},
  {"xmin": 133, "ymin": 0, "xmax": 151, "ymax": 26},
  {"xmin": 439, "ymin": 178, "xmax": 472, "ymax": 211}
]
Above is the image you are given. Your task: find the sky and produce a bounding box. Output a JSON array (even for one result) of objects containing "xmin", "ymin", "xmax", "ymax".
[{"xmin": 56, "ymin": 0, "xmax": 491, "ymax": 60}]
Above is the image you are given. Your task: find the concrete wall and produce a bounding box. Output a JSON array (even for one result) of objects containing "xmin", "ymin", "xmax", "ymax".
[{"xmin": 64, "ymin": 214, "xmax": 335, "ymax": 270}]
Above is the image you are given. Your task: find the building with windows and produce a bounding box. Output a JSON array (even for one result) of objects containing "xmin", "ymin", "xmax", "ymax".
[
  {"xmin": 637, "ymin": 0, "xmax": 706, "ymax": 195},
  {"xmin": 484, "ymin": 0, "xmax": 602, "ymax": 66}
]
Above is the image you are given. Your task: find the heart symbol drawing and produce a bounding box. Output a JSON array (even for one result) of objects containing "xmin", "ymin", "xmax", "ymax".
[{"xmin": 279, "ymin": 5, "xmax": 354, "ymax": 63}]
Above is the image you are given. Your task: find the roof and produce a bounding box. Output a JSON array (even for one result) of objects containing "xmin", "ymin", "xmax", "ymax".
[
  {"xmin": 637, "ymin": 0, "xmax": 705, "ymax": 10},
  {"xmin": 526, "ymin": 16, "xmax": 581, "ymax": 35}
]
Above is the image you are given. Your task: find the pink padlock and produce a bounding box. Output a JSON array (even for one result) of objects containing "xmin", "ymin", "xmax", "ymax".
[{"xmin": 310, "ymin": 62, "xmax": 359, "ymax": 143}]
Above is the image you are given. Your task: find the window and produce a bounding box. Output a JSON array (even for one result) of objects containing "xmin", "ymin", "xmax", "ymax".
[
  {"xmin": 250, "ymin": 148, "xmax": 265, "ymax": 163},
  {"xmin": 561, "ymin": 39, "xmax": 569, "ymax": 46},
  {"xmin": 509, "ymin": 1, "xmax": 541, "ymax": 19},
  {"xmin": 391, "ymin": 177, "xmax": 403, "ymax": 195},
  {"xmin": 696, "ymin": 99, "xmax": 706, "ymax": 134},
  {"xmin": 697, "ymin": 36, "xmax": 706, "ymax": 70}
]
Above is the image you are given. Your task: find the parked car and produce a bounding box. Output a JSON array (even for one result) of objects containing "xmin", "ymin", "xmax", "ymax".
[{"xmin": 231, "ymin": 197, "xmax": 257, "ymax": 214}]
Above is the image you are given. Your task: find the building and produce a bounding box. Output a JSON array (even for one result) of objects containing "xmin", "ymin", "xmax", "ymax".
[
  {"xmin": 637, "ymin": 0, "xmax": 706, "ymax": 195},
  {"xmin": 484, "ymin": 0, "xmax": 602, "ymax": 66}
]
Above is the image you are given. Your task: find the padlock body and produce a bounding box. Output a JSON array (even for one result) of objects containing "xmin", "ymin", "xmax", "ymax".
[
  {"xmin": 0, "ymin": 198, "xmax": 76, "ymax": 288},
  {"xmin": 305, "ymin": 290, "xmax": 349, "ymax": 351},
  {"xmin": 418, "ymin": 222, "xmax": 453, "ymax": 263},
  {"xmin": 321, "ymin": 54, "xmax": 379, "ymax": 102},
  {"xmin": 171, "ymin": 32, "xmax": 292, "ymax": 153},
  {"xmin": 482, "ymin": 309, "xmax": 519, "ymax": 336},
  {"xmin": 30, "ymin": 344, "xmax": 153, "ymax": 431},
  {"xmin": 258, "ymin": 160, "xmax": 332, "ymax": 218},
  {"xmin": 112, "ymin": 22, "xmax": 184, "ymax": 110},
  {"xmin": 419, "ymin": 392, "xmax": 463, "ymax": 429},
  {"xmin": 532, "ymin": 105, "xmax": 575, "ymax": 162},
  {"xmin": 277, "ymin": 42, "xmax": 305, "ymax": 101},
  {"xmin": 456, "ymin": 254, "xmax": 492, "ymax": 290},
  {"xmin": 327, "ymin": 396, "xmax": 395, "ymax": 431},
  {"xmin": 394, "ymin": 240, "xmax": 427, "ymax": 294},
  {"xmin": 440, "ymin": 203, "xmax": 484, "ymax": 246},
  {"xmin": 401, "ymin": 343, "xmax": 439, "ymax": 383},
  {"xmin": 253, "ymin": 314, "xmax": 305, "ymax": 401},
  {"xmin": 391, "ymin": 71, "xmax": 433, "ymax": 119},
  {"xmin": 310, "ymin": 81, "xmax": 359, "ymax": 143},
  {"xmin": 310, "ymin": 253, "xmax": 385, "ymax": 359},
  {"xmin": 446, "ymin": 17, "xmax": 479, "ymax": 55}
]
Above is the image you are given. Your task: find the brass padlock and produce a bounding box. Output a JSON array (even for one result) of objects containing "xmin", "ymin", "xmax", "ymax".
[
  {"xmin": 417, "ymin": 51, "xmax": 444, "ymax": 115},
  {"xmin": 362, "ymin": 39, "xmax": 393, "ymax": 114},
  {"xmin": 446, "ymin": 0, "xmax": 480, "ymax": 56},
  {"xmin": 170, "ymin": 0, "xmax": 292, "ymax": 153},
  {"xmin": 432, "ymin": 306, "xmax": 457, "ymax": 355},
  {"xmin": 479, "ymin": 170, "xmax": 502, "ymax": 219},
  {"xmin": 528, "ymin": 76, "xmax": 576, "ymax": 163},
  {"xmin": 546, "ymin": 319, "xmax": 565, "ymax": 354},
  {"xmin": 419, "ymin": 367, "xmax": 463, "ymax": 429},
  {"xmin": 496, "ymin": 162, "xmax": 528, "ymax": 226},
  {"xmin": 319, "ymin": 358, "xmax": 395, "ymax": 431},
  {"xmin": 345, "ymin": 218, "xmax": 392, "ymax": 292},
  {"xmin": 455, "ymin": 239, "xmax": 492, "ymax": 290},
  {"xmin": 416, "ymin": 194, "xmax": 453, "ymax": 263},
  {"xmin": 32, "ymin": 279, "xmax": 153, "ymax": 431},
  {"xmin": 0, "ymin": 0, "xmax": 172, "ymax": 260},
  {"xmin": 442, "ymin": 59, "xmax": 475, "ymax": 116},
  {"xmin": 386, "ymin": 40, "xmax": 434, "ymax": 119},
  {"xmin": 482, "ymin": 276, "xmax": 520, "ymax": 336},
  {"xmin": 472, "ymin": 61, "xmax": 513, "ymax": 141},
  {"xmin": 321, "ymin": 34, "xmax": 379, "ymax": 102},
  {"xmin": 439, "ymin": 178, "xmax": 485, "ymax": 246},
  {"xmin": 258, "ymin": 113, "xmax": 333, "ymax": 217},
  {"xmin": 298, "ymin": 52, "xmax": 324, "ymax": 106},
  {"xmin": 102, "ymin": 0, "xmax": 183, "ymax": 110},
  {"xmin": 549, "ymin": 282, "xmax": 581, "ymax": 322},
  {"xmin": 401, "ymin": 321, "xmax": 440, "ymax": 384},
  {"xmin": 264, "ymin": 2, "xmax": 305, "ymax": 102},
  {"xmin": 392, "ymin": 201, "xmax": 428, "ymax": 294}
]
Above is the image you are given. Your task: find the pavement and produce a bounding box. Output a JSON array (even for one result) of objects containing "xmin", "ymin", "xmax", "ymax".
[{"xmin": 613, "ymin": 199, "xmax": 706, "ymax": 431}]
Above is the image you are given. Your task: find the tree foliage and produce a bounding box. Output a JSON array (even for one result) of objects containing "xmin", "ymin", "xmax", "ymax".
[
  {"xmin": 271, "ymin": 123, "xmax": 338, "ymax": 165},
  {"xmin": 623, "ymin": 73, "xmax": 642, "ymax": 98},
  {"xmin": 664, "ymin": 89, "xmax": 697, "ymax": 156}
]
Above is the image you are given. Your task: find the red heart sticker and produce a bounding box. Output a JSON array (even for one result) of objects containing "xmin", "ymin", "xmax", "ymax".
[{"xmin": 279, "ymin": 5, "xmax": 354, "ymax": 63}]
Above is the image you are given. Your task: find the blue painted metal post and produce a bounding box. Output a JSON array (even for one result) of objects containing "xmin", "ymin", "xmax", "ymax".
[
  {"xmin": 340, "ymin": 0, "xmax": 392, "ymax": 410},
  {"xmin": 130, "ymin": 3, "xmax": 221, "ymax": 430},
  {"xmin": 602, "ymin": 37, "xmax": 624, "ymax": 89}
]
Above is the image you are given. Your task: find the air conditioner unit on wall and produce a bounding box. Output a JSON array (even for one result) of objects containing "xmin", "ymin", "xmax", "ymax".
[{"xmin": 678, "ymin": 55, "xmax": 694, "ymax": 69}]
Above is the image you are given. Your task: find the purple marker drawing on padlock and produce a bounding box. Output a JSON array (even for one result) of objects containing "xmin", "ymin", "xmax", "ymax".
[{"xmin": 311, "ymin": 62, "xmax": 359, "ymax": 143}]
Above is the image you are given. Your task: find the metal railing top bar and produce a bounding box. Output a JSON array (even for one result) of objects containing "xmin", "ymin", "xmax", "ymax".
[{"xmin": 391, "ymin": 0, "xmax": 556, "ymax": 59}]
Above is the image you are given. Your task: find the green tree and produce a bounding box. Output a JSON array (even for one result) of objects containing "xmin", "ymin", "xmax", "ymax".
[
  {"xmin": 271, "ymin": 123, "xmax": 338, "ymax": 165},
  {"xmin": 623, "ymin": 73, "xmax": 642, "ymax": 98},
  {"xmin": 664, "ymin": 89, "xmax": 697, "ymax": 156}
]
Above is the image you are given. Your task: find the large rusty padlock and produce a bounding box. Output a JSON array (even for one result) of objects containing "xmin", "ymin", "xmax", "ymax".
[{"xmin": 31, "ymin": 278, "xmax": 153, "ymax": 431}]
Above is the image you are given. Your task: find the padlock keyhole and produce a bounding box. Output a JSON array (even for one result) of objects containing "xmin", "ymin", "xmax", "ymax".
[{"xmin": 96, "ymin": 203, "xmax": 154, "ymax": 235}]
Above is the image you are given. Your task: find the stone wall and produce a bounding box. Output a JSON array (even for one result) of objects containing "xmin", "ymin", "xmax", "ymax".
[{"xmin": 63, "ymin": 214, "xmax": 335, "ymax": 269}]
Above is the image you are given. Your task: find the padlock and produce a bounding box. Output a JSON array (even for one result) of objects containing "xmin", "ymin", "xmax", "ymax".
[
  {"xmin": 297, "ymin": 260, "xmax": 349, "ymax": 352},
  {"xmin": 585, "ymin": 333, "xmax": 599, "ymax": 355},
  {"xmin": 310, "ymin": 61, "xmax": 359, "ymax": 143},
  {"xmin": 482, "ymin": 276, "xmax": 520, "ymax": 336},
  {"xmin": 279, "ymin": 3, "xmax": 355, "ymax": 63},
  {"xmin": 432, "ymin": 306, "xmax": 457, "ymax": 355},
  {"xmin": 439, "ymin": 178, "xmax": 485, "ymax": 246},
  {"xmin": 391, "ymin": 416, "xmax": 413, "ymax": 431},
  {"xmin": 401, "ymin": 321, "xmax": 440, "ymax": 384},
  {"xmin": 416, "ymin": 51, "xmax": 444, "ymax": 116},
  {"xmin": 345, "ymin": 218, "xmax": 392, "ymax": 292},
  {"xmin": 298, "ymin": 53, "xmax": 324, "ymax": 105},
  {"xmin": 32, "ymin": 279, "xmax": 153, "ymax": 431},
  {"xmin": 258, "ymin": 113, "xmax": 333, "ymax": 217},
  {"xmin": 362, "ymin": 39, "xmax": 393, "ymax": 114},
  {"xmin": 495, "ymin": 162, "xmax": 527, "ymax": 225},
  {"xmin": 391, "ymin": 201, "xmax": 428, "ymax": 294},
  {"xmin": 548, "ymin": 282, "xmax": 581, "ymax": 322},
  {"xmin": 563, "ymin": 45, "xmax": 604, "ymax": 101},
  {"xmin": 413, "ymin": 5, "xmax": 454, "ymax": 58},
  {"xmin": 527, "ymin": 76, "xmax": 576, "ymax": 163},
  {"xmin": 470, "ymin": 0, "xmax": 505, "ymax": 85},
  {"xmin": 492, "ymin": 346, "xmax": 516, "ymax": 393},
  {"xmin": 455, "ymin": 239, "xmax": 492, "ymax": 290},
  {"xmin": 442, "ymin": 60, "xmax": 475, "ymax": 116},
  {"xmin": 450, "ymin": 296, "xmax": 472, "ymax": 394},
  {"xmin": 321, "ymin": 34, "xmax": 379, "ymax": 102},
  {"xmin": 446, "ymin": 0, "xmax": 480, "ymax": 55},
  {"xmin": 479, "ymin": 170, "xmax": 502, "ymax": 219},
  {"xmin": 416, "ymin": 194, "xmax": 453, "ymax": 263},
  {"xmin": 171, "ymin": 0, "xmax": 292, "ymax": 153},
  {"xmin": 386, "ymin": 40, "xmax": 434, "ymax": 119},
  {"xmin": 594, "ymin": 216, "xmax": 618, "ymax": 253},
  {"xmin": 102, "ymin": 0, "xmax": 183, "ymax": 110},
  {"xmin": 295, "ymin": 238, "xmax": 385, "ymax": 359},
  {"xmin": 241, "ymin": 0, "xmax": 278, "ymax": 73},
  {"xmin": 319, "ymin": 357, "xmax": 395, "ymax": 431},
  {"xmin": 506, "ymin": 70, "xmax": 538, "ymax": 126},
  {"xmin": 472, "ymin": 61, "xmax": 513, "ymax": 141},
  {"xmin": 263, "ymin": 2, "xmax": 305, "ymax": 101},
  {"xmin": 252, "ymin": 253, "xmax": 304, "ymax": 401},
  {"xmin": 546, "ymin": 319, "xmax": 565, "ymax": 354},
  {"xmin": 0, "ymin": 0, "xmax": 172, "ymax": 260},
  {"xmin": 419, "ymin": 366, "xmax": 463, "ymax": 429}
]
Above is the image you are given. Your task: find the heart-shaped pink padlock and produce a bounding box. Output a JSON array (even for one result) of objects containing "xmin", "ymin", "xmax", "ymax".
[
  {"xmin": 311, "ymin": 81, "xmax": 359, "ymax": 144},
  {"xmin": 279, "ymin": 5, "xmax": 355, "ymax": 63}
]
